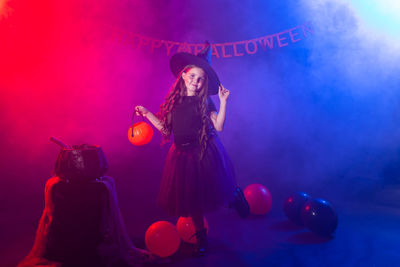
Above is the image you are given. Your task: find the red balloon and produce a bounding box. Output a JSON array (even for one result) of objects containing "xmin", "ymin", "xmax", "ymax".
[
  {"xmin": 128, "ymin": 121, "xmax": 153, "ymax": 146},
  {"xmin": 145, "ymin": 221, "xmax": 180, "ymax": 258},
  {"xmin": 244, "ymin": 184, "xmax": 272, "ymax": 215},
  {"xmin": 176, "ymin": 216, "xmax": 209, "ymax": 244}
]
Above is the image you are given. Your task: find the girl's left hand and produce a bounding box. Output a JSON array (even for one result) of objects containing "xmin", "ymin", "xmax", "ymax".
[{"xmin": 219, "ymin": 84, "xmax": 230, "ymax": 102}]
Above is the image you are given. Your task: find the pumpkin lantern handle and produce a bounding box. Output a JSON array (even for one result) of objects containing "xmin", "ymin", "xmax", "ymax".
[
  {"xmin": 128, "ymin": 108, "xmax": 153, "ymax": 146},
  {"xmin": 131, "ymin": 108, "xmax": 145, "ymax": 138},
  {"xmin": 50, "ymin": 136, "xmax": 72, "ymax": 149}
]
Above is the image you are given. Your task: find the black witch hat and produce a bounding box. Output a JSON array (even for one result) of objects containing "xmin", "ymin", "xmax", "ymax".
[{"xmin": 169, "ymin": 41, "xmax": 220, "ymax": 95}]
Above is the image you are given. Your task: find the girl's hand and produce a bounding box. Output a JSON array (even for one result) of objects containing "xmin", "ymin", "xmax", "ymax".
[
  {"xmin": 218, "ymin": 84, "xmax": 230, "ymax": 102},
  {"xmin": 135, "ymin": 105, "xmax": 149, "ymax": 117}
]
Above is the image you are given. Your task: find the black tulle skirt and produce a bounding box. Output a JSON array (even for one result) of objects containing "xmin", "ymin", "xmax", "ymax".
[{"xmin": 158, "ymin": 135, "xmax": 237, "ymax": 216}]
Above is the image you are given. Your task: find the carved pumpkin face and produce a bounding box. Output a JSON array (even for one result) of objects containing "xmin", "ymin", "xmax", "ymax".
[{"xmin": 128, "ymin": 121, "xmax": 153, "ymax": 146}]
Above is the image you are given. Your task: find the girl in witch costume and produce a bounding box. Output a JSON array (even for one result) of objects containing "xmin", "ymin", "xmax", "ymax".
[{"xmin": 136, "ymin": 43, "xmax": 248, "ymax": 256}]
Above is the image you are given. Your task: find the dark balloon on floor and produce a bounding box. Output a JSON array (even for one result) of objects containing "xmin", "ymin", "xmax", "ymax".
[
  {"xmin": 301, "ymin": 198, "xmax": 338, "ymax": 236},
  {"xmin": 283, "ymin": 191, "xmax": 312, "ymax": 225}
]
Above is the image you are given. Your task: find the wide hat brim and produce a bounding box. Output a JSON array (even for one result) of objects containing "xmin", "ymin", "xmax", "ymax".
[{"xmin": 170, "ymin": 52, "xmax": 220, "ymax": 95}]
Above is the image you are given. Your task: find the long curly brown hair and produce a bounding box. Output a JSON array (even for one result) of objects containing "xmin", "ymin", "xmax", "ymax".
[{"xmin": 157, "ymin": 65, "xmax": 212, "ymax": 158}]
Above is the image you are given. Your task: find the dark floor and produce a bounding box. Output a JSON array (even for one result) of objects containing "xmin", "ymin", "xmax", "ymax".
[
  {"xmin": 2, "ymin": 183, "xmax": 400, "ymax": 267},
  {"xmin": 143, "ymin": 203, "xmax": 400, "ymax": 267}
]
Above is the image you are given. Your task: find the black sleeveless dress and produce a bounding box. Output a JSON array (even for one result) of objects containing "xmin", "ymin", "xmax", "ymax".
[{"xmin": 158, "ymin": 96, "xmax": 236, "ymax": 216}]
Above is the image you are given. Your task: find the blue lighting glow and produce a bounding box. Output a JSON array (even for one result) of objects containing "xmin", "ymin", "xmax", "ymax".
[{"xmin": 351, "ymin": 0, "xmax": 400, "ymax": 39}]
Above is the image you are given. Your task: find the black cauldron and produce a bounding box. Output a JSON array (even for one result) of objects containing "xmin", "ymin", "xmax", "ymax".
[{"xmin": 54, "ymin": 143, "xmax": 108, "ymax": 182}]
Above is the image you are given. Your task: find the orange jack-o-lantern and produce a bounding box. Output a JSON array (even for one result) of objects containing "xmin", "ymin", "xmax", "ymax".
[{"xmin": 128, "ymin": 121, "xmax": 153, "ymax": 146}]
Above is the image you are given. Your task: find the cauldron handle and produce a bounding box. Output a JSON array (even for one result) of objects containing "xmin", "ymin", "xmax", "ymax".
[{"xmin": 50, "ymin": 136, "xmax": 72, "ymax": 149}]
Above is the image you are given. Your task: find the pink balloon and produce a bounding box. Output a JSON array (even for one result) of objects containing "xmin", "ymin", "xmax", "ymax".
[
  {"xmin": 176, "ymin": 216, "xmax": 209, "ymax": 244},
  {"xmin": 145, "ymin": 221, "xmax": 180, "ymax": 257},
  {"xmin": 244, "ymin": 184, "xmax": 272, "ymax": 215}
]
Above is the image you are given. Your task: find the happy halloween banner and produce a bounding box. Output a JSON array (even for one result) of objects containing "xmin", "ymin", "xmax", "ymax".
[{"xmin": 108, "ymin": 23, "xmax": 313, "ymax": 58}]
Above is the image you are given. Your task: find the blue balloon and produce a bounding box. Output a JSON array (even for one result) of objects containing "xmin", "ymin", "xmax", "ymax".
[
  {"xmin": 283, "ymin": 191, "xmax": 311, "ymax": 225},
  {"xmin": 301, "ymin": 198, "xmax": 338, "ymax": 236}
]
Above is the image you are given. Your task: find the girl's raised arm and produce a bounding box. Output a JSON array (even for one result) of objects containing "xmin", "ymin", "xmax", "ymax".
[
  {"xmin": 135, "ymin": 106, "xmax": 167, "ymax": 134},
  {"xmin": 210, "ymin": 85, "xmax": 230, "ymax": 132}
]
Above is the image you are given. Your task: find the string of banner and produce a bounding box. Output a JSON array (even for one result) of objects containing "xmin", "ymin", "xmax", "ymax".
[{"xmin": 109, "ymin": 23, "xmax": 314, "ymax": 58}]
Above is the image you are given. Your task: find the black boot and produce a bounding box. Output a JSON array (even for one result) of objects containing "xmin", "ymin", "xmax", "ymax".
[
  {"xmin": 193, "ymin": 229, "xmax": 208, "ymax": 257},
  {"xmin": 229, "ymin": 187, "xmax": 250, "ymax": 218}
]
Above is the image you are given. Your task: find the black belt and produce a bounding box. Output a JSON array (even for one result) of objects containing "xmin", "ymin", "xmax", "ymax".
[{"xmin": 175, "ymin": 140, "xmax": 199, "ymax": 150}]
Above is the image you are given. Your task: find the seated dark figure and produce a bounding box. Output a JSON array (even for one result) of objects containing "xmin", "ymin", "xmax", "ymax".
[
  {"xmin": 44, "ymin": 180, "xmax": 108, "ymax": 266},
  {"xmin": 18, "ymin": 143, "xmax": 152, "ymax": 267}
]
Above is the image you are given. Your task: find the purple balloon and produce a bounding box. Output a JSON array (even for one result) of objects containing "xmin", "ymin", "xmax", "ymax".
[
  {"xmin": 301, "ymin": 198, "xmax": 338, "ymax": 236},
  {"xmin": 283, "ymin": 191, "xmax": 311, "ymax": 225}
]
